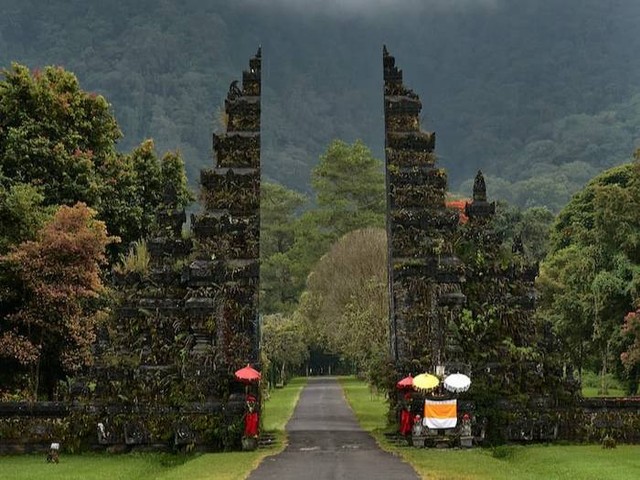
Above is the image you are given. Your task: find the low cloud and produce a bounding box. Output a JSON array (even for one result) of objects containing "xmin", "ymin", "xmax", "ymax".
[{"xmin": 240, "ymin": 0, "xmax": 500, "ymax": 17}]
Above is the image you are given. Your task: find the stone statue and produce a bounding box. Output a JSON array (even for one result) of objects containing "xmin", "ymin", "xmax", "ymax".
[
  {"xmin": 473, "ymin": 170, "xmax": 487, "ymax": 202},
  {"xmin": 228, "ymin": 80, "xmax": 242, "ymax": 100}
]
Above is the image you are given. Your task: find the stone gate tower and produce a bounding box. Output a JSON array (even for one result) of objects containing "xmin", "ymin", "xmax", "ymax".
[{"xmin": 383, "ymin": 47, "xmax": 465, "ymax": 374}]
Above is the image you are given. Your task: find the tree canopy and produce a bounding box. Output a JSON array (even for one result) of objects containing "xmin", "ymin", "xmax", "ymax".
[
  {"xmin": 0, "ymin": 203, "xmax": 115, "ymax": 399},
  {"xmin": 0, "ymin": 64, "xmax": 193, "ymax": 255},
  {"xmin": 260, "ymin": 139, "xmax": 385, "ymax": 315},
  {"xmin": 538, "ymin": 156, "xmax": 640, "ymax": 393},
  {"xmin": 297, "ymin": 228, "xmax": 389, "ymax": 379}
]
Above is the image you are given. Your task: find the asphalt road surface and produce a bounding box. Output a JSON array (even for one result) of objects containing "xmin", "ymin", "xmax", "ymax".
[{"xmin": 248, "ymin": 377, "xmax": 419, "ymax": 480}]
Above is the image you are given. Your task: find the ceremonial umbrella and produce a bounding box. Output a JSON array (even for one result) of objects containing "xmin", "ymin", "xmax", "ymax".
[
  {"xmin": 412, "ymin": 373, "xmax": 440, "ymax": 391},
  {"xmin": 443, "ymin": 373, "xmax": 471, "ymax": 393},
  {"xmin": 235, "ymin": 364, "xmax": 261, "ymax": 384},
  {"xmin": 396, "ymin": 375, "xmax": 413, "ymax": 390}
]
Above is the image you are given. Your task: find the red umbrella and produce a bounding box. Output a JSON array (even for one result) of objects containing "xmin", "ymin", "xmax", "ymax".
[
  {"xmin": 396, "ymin": 374, "xmax": 413, "ymax": 389},
  {"xmin": 235, "ymin": 364, "xmax": 261, "ymax": 383}
]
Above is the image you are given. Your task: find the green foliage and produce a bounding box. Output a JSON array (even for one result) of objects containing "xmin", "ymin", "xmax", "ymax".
[
  {"xmin": 0, "ymin": 183, "xmax": 53, "ymax": 253},
  {"xmin": 260, "ymin": 182, "xmax": 307, "ymax": 314},
  {"xmin": 261, "ymin": 314, "xmax": 308, "ymax": 386},
  {"xmin": 0, "ymin": 203, "xmax": 116, "ymax": 399},
  {"xmin": 493, "ymin": 203, "xmax": 555, "ymax": 263},
  {"xmin": 0, "ymin": 64, "xmax": 193, "ymax": 258},
  {"xmin": 1, "ymin": 0, "xmax": 638, "ymax": 210},
  {"xmin": 0, "ymin": 63, "xmax": 121, "ymax": 206},
  {"xmin": 297, "ymin": 228, "xmax": 388, "ymax": 378},
  {"xmin": 260, "ymin": 182, "xmax": 306, "ymax": 256},
  {"xmin": 98, "ymin": 140, "xmax": 193, "ymax": 256},
  {"xmin": 114, "ymin": 239, "xmax": 150, "ymax": 275},
  {"xmin": 312, "ymin": 139, "xmax": 385, "ymax": 232},
  {"xmin": 260, "ymin": 140, "xmax": 385, "ymax": 316},
  {"xmin": 538, "ymin": 159, "xmax": 640, "ymax": 393},
  {"xmin": 580, "ymin": 370, "xmax": 625, "ymax": 397}
]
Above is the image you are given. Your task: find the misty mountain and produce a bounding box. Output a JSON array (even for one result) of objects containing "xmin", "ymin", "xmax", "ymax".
[{"xmin": 1, "ymin": 0, "xmax": 638, "ymax": 211}]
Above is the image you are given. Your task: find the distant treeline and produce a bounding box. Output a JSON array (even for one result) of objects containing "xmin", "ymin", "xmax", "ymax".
[{"xmin": 2, "ymin": 0, "xmax": 639, "ymax": 211}]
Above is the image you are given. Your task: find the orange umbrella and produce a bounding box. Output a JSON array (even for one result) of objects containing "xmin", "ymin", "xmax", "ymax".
[{"xmin": 234, "ymin": 364, "xmax": 261, "ymax": 384}]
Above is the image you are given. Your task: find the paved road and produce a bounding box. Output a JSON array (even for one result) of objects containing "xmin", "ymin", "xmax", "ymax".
[{"xmin": 248, "ymin": 377, "xmax": 419, "ymax": 480}]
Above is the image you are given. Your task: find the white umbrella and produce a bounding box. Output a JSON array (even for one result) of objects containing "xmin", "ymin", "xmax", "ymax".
[{"xmin": 443, "ymin": 373, "xmax": 471, "ymax": 393}]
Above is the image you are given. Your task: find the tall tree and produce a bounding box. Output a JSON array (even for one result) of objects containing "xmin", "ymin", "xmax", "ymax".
[
  {"xmin": 297, "ymin": 228, "xmax": 388, "ymax": 378},
  {"xmin": 0, "ymin": 64, "xmax": 193, "ymax": 253},
  {"xmin": 260, "ymin": 182, "xmax": 307, "ymax": 314},
  {"xmin": 260, "ymin": 140, "xmax": 386, "ymax": 315},
  {"xmin": 311, "ymin": 139, "xmax": 385, "ymax": 236},
  {"xmin": 0, "ymin": 63, "xmax": 120, "ymax": 206},
  {"xmin": 538, "ymin": 157, "xmax": 640, "ymax": 392},
  {"xmin": 0, "ymin": 203, "xmax": 116, "ymax": 399},
  {"xmin": 261, "ymin": 313, "xmax": 308, "ymax": 386},
  {"xmin": 284, "ymin": 140, "xmax": 385, "ymax": 308}
]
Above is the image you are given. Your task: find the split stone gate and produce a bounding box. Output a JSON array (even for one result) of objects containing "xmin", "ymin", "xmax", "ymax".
[{"xmin": 1, "ymin": 48, "xmax": 639, "ymax": 453}]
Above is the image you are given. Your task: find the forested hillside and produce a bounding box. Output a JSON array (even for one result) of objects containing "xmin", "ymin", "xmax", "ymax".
[{"xmin": 2, "ymin": 0, "xmax": 638, "ymax": 210}]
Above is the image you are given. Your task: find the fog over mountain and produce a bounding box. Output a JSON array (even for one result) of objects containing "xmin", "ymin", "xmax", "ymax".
[{"xmin": 1, "ymin": 0, "xmax": 638, "ymax": 210}]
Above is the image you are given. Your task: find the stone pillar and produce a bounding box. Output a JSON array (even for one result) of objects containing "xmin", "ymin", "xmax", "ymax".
[
  {"xmin": 383, "ymin": 47, "xmax": 464, "ymax": 375},
  {"xmin": 188, "ymin": 48, "xmax": 261, "ymax": 393}
]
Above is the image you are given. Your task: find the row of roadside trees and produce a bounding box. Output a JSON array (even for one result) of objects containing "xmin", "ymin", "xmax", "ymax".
[{"xmin": 261, "ymin": 142, "xmax": 640, "ymax": 396}]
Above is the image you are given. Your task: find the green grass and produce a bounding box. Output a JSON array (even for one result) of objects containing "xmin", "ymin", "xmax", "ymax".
[
  {"xmin": 0, "ymin": 377, "xmax": 307, "ymax": 480},
  {"xmin": 0, "ymin": 453, "xmax": 172, "ymax": 480},
  {"xmin": 338, "ymin": 376, "xmax": 388, "ymax": 431},
  {"xmin": 580, "ymin": 370, "xmax": 627, "ymax": 398},
  {"xmin": 339, "ymin": 376, "xmax": 640, "ymax": 480},
  {"xmin": 262, "ymin": 377, "xmax": 307, "ymax": 431},
  {"xmin": 581, "ymin": 386, "xmax": 626, "ymax": 398}
]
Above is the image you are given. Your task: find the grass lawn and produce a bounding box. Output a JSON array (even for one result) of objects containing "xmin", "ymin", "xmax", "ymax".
[
  {"xmin": 339, "ymin": 376, "xmax": 640, "ymax": 480},
  {"xmin": 0, "ymin": 377, "xmax": 307, "ymax": 480},
  {"xmin": 581, "ymin": 386, "xmax": 627, "ymax": 398}
]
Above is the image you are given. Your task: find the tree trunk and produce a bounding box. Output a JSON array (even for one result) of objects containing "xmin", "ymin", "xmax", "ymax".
[
  {"xmin": 32, "ymin": 358, "xmax": 41, "ymax": 400},
  {"xmin": 600, "ymin": 343, "xmax": 609, "ymax": 395}
]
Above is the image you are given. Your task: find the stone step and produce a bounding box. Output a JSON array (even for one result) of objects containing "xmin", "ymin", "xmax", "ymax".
[{"xmin": 258, "ymin": 433, "xmax": 278, "ymax": 449}]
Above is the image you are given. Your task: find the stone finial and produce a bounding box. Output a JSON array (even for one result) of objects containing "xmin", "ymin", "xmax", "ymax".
[
  {"xmin": 383, "ymin": 44, "xmax": 389, "ymax": 57},
  {"xmin": 473, "ymin": 170, "xmax": 487, "ymax": 202}
]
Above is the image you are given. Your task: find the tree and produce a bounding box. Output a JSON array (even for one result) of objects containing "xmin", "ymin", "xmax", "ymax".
[
  {"xmin": 311, "ymin": 139, "xmax": 385, "ymax": 236},
  {"xmin": 0, "ymin": 64, "xmax": 121, "ymax": 206},
  {"xmin": 538, "ymin": 158, "xmax": 640, "ymax": 392},
  {"xmin": 0, "ymin": 183, "xmax": 53, "ymax": 254},
  {"xmin": 263, "ymin": 140, "xmax": 386, "ymax": 309},
  {"xmin": 0, "ymin": 64, "xmax": 193, "ymax": 254},
  {"xmin": 0, "ymin": 203, "xmax": 116, "ymax": 399},
  {"xmin": 260, "ymin": 182, "xmax": 307, "ymax": 314},
  {"xmin": 97, "ymin": 140, "xmax": 193, "ymax": 255},
  {"xmin": 261, "ymin": 314, "xmax": 308, "ymax": 386},
  {"xmin": 493, "ymin": 202, "xmax": 555, "ymax": 263},
  {"xmin": 260, "ymin": 141, "xmax": 386, "ymax": 316},
  {"xmin": 296, "ymin": 228, "xmax": 388, "ymax": 378}
]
